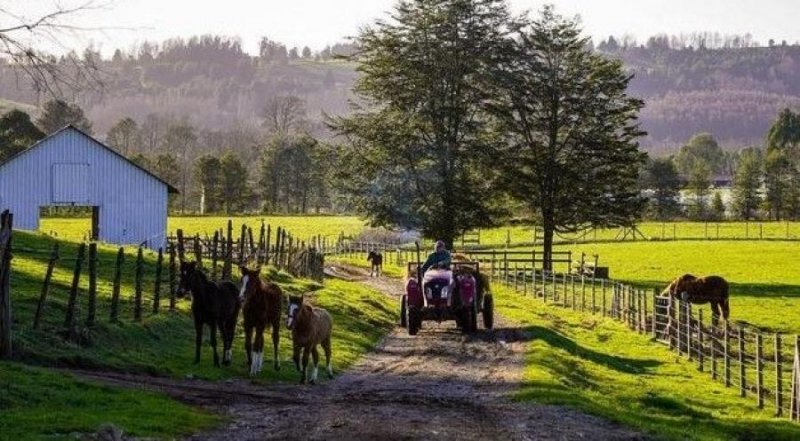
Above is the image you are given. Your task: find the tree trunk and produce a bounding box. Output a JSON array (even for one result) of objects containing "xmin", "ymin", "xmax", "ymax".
[{"xmin": 542, "ymin": 225, "xmax": 554, "ymax": 271}]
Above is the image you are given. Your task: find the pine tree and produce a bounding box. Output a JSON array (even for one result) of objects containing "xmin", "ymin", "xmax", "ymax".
[
  {"xmin": 36, "ymin": 99, "xmax": 93, "ymax": 135},
  {"xmin": 488, "ymin": 6, "xmax": 645, "ymax": 269},
  {"xmin": 732, "ymin": 148, "xmax": 762, "ymax": 220}
]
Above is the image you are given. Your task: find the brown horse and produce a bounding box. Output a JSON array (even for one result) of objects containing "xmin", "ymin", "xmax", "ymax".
[
  {"xmin": 286, "ymin": 295, "xmax": 333, "ymax": 384},
  {"xmin": 668, "ymin": 274, "xmax": 730, "ymax": 321},
  {"xmin": 239, "ymin": 266, "xmax": 283, "ymax": 375}
]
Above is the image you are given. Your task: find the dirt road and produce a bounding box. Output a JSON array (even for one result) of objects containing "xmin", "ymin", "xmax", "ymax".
[{"xmin": 80, "ymin": 266, "xmax": 647, "ymax": 440}]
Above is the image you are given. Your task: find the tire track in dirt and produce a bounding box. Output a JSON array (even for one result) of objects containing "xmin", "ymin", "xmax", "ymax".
[{"xmin": 77, "ymin": 265, "xmax": 649, "ymax": 440}]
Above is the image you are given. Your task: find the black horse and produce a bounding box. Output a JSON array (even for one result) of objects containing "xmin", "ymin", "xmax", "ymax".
[
  {"xmin": 178, "ymin": 261, "xmax": 241, "ymax": 367},
  {"xmin": 367, "ymin": 251, "xmax": 383, "ymax": 277}
]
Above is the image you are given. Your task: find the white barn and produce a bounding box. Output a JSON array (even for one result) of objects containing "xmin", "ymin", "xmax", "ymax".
[{"xmin": 0, "ymin": 126, "xmax": 178, "ymax": 248}]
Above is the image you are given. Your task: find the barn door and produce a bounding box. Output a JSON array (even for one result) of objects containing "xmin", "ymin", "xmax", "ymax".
[{"xmin": 91, "ymin": 206, "xmax": 100, "ymax": 241}]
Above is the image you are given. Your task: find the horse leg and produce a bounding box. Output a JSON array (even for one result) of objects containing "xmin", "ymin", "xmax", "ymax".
[
  {"xmin": 710, "ymin": 302, "xmax": 720, "ymax": 329},
  {"xmin": 310, "ymin": 346, "xmax": 320, "ymax": 384},
  {"xmin": 300, "ymin": 346, "xmax": 310, "ymax": 384},
  {"xmin": 272, "ymin": 321, "xmax": 281, "ymax": 371},
  {"xmin": 194, "ymin": 317, "xmax": 204, "ymax": 364},
  {"xmin": 219, "ymin": 321, "xmax": 231, "ymax": 366},
  {"xmin": 292, "ymin": 343, "xmax": 302, "ymax": 372},
  {"xmin": 252, "ymin": 326, "xmax": 265, "ymax": 375},
  {"xmin": 244, "ymin": 324, "xmax": 253, "ymax": 368},
  {"xmin": 209, "ymin": 322, "xmax": 220, "ymax": 367},
  {"xmin": 322, "ymin": 336, "xmax": 333, "ymax": 379}
]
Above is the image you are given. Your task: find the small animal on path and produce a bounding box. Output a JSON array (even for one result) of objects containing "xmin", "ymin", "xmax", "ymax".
[
  {"xmin": 239, "ymin": 266, "xmax": 284, "ymax": 375},
  {"xmin": 178, "ymin": 261, "xmax": 241, "ymax": 367},
  {"xmin": 367, "ymin": 250, "xmax": 383, "ymax": 277},
  {"xmin": 286, "ymin": 295, "xmax": 333, "ymax": 384}
]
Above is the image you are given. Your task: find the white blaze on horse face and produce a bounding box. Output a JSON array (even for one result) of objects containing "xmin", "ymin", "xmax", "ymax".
[
  {"xmin": 239, "ymin": 275, "xmax": 249, "ymax": 301},
  {"xmin": 287, "ymin": 304, "xmax": 299, "ymax": 328}
]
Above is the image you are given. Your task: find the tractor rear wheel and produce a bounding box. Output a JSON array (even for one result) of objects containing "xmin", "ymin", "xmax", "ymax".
[
  {"xmin": 483, "ymin": 294, "xmax": 494, "ymax": 330},
  {"xmin": 399, "ymin": 295, "xmax": 407, "ymax": 327}
]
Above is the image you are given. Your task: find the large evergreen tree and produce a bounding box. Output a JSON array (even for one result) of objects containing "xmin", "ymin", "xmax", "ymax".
[
  {"xmin": 330, "ymin": 0, "xmax": 512, "ymax": 247},
  {"xmin": 488, "ymin": 6, "xmax": 645, "ymax": 269}
]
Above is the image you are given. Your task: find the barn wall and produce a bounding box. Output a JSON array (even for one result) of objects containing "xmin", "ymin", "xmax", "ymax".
[{"xmin": 0, "ymin": 128, "xmax": 169, "ymax": 249}]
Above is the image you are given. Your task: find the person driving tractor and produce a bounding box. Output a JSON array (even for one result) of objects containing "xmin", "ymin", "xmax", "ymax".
[{"xmin": 420, "ymin": 240, "xmax": 451, "ymax": 273}]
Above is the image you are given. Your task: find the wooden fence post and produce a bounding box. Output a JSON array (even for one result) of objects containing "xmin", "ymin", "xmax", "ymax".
[
  {"xmin": 724, "ymin": 323, "xmax": 731, "ymax": 387},
  {"xmin": 686, "ymin": 302, "xmax": 692, "ymax": 359},
  {"xmin": 33, "ymin": 243, "xmax": 59, "ymax": 330},
  {"xmin": 601, "ymin": 280, "xmax": 606, "ymax": 317},
  {"xmin": 86, "ymin": 243, "xmax": 98, "ymax": 327},
  {"xmin": 169, "ymin": 245, "xmax": 177, "ymax": 312},
  {"xmin": 110, "ymin": 247, "xmax": 124, "ymax": 322},
  {"xmin": 739, "ymin": 328, "xmax": 746, "ymax": 397},
  {"xmin": 791, "ymin": 336, "xmax": 799, "ymax": 421},
  {"xmin": 193, "ymin": 234, "xmax": 203, "ymax": 266},
  {"xmin": 153, "ymin": 247, "xmax": 164, "ymax": 314},
  {"xmin": 258, "ymin": 222, "xmax": 266, "ymax": 264},
  {"xmin": 756, "ymin": 333, "xmax": 763, "ymax": 408},
  {"xmin": 176, "ymin": 229, "xmax": 186, "ymax": 262},
  {"xmin": 776, "ymin": 333, "xmax": 783, "ymax": 417},
  {"xmin": 134, "ymin": 247, "xmax": 143, "ymax": 322},
  {"xmin": 64, "ymin": 243, "xmax": 86, "ymax": 330},
  {"xmin": 698, "ymin": 309, "xmax": 704, "ymax": 371},
  {"xmin": 210, "ymin": 231, "xmax": 219, "ymax": 280},
  {"xmin": 223, "ymin": 225, "xmax": 233, "ymax": 280},
  {"xmin": 0, "ymin": 211, "xmax": 11, "ymax": 358}
]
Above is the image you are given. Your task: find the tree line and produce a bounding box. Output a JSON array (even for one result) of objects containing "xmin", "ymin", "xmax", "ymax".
[{"xmin": 640, "ymin": 109, "xmax": 800, "ymax": 221}]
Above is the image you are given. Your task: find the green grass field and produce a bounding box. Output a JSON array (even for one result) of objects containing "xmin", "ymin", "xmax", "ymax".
[
  {"xmin": 471, "ymin": 221, "xmax": 800, "ymax": 247},
  {"xmin": 40, "ymin": 215, "xmax": 368, "ymax": 243},
  {"xmin": 547, "ymin": 240, "xmax": 800, "ymax": 334}
]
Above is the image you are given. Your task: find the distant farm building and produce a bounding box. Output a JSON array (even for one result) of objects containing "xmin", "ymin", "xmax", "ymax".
[{"xmin": 0, "ymin": 126, "xmax": 178, "ymax": 248}]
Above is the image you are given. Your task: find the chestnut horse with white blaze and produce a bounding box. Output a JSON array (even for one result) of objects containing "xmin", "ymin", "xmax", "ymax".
[
  {"xmin": 286, "ymin": 295, "xmax": 333, "ymax": 384},
  {"xmin": 239, "ymin": 266, "xmax": 283, "ymax": 375}
]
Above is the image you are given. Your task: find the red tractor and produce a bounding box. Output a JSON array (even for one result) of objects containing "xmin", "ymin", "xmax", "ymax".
[{"xmin": 399, "ymin": 260, "xmax": 493, "ymax": 335}]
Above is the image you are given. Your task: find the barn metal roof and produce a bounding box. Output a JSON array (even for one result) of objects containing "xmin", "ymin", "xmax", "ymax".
[{"xmin": 0, "ymin": 125, "xmax": 179, "ymax": 194}]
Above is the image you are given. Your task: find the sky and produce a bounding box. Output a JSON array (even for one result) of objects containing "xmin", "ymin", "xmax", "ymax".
[{"xmin": 5, "ymin": 0, "xmax": 800, "ymax": 56}]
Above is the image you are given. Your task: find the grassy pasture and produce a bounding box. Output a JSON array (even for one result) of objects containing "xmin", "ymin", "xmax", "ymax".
[
  {"xmin": 547, "ymin": 240, "xmax": 800, "ymax": 334},
  {"xmin": 471, "ymin": 221, "xmax": 800, "ymax": 247},
  {"xmin": 40, "ymin": 215, "xmax": 368, "ymax": 243}
]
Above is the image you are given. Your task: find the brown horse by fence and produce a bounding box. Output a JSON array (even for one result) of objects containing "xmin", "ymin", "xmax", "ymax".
[
  {"xmin": 239, "ymin": 266, "xmax": 283, "ymax": 375},
  {"xmin": 286, "ymin": 295, "xmax": 333, "ymax": 384},
  {"xmin": 661, "ymin": 274, "xmax": 730, "ymax": 339},
  {"xmin": 178, "ymin": 261, "xmax": 240, "ymax": 367}
]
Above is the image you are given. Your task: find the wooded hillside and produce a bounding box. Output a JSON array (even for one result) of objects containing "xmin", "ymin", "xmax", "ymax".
[{"xmin": 1, "ymin": 34, "xmax": 799, "ymax": 152}]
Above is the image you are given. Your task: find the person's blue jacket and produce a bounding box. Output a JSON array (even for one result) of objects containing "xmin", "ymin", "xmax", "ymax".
[{"xmin": 421, "ymin": 249, "xmax": 451, "ymax": 273}]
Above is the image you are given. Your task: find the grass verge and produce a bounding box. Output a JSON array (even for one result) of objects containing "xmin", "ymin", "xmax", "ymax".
[
  {"xmin": 494, "ymin": 284, "xmax": 800, "ymax": 441},
  {"xmin": 0, "ymin": 362, "xmax": 218, "ymax": 441}
]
